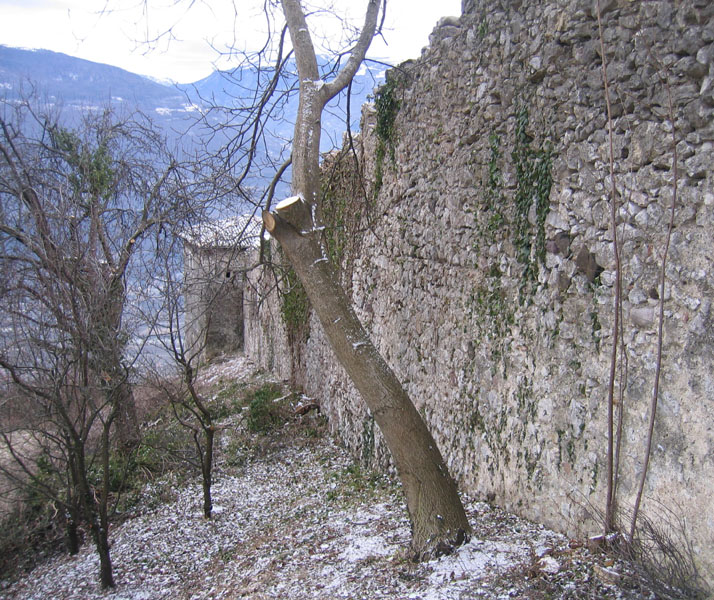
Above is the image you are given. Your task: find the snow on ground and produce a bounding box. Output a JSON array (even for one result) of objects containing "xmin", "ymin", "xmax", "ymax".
[{"xmin": 1, "ymin": 356, "xmax": 644, "ymax": 600}]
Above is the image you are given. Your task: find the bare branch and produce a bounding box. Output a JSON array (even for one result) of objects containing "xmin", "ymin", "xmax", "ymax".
[
  {"xmin": 596, "ymin": 0, "xmax": 622, "ymax": 534},
  {"xmin": 323, "ymin": 0, "xmax": 382, "ymax": 102}
]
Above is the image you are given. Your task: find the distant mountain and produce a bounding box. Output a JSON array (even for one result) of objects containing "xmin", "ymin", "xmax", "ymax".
[
  {"xmin": 0, "ymin": 45, "xmax": 385, "ymax": 158},
  {"xmin": 0, "ymin": 46, "xmax": 183, "ymax": 106}
]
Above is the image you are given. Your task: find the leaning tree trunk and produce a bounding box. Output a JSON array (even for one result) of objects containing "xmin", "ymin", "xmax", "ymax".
[
  {"xmin": 264, "ymin": 200, "xmax": 470, "ymax": 556},
  {"xmin": 65, "ymin": 449, "xmax": 82, "ymax": 555},
  {"xmin": 269, "ymin": 0, "xmax": 471, "ymax": 558}
]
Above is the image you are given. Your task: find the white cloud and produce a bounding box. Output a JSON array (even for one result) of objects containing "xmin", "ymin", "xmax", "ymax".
[{"xmin": 0, "ymin": 0, "xmax": 461, "ymax": 83}]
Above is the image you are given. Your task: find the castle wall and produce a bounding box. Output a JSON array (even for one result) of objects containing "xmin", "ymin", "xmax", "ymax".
[{"xmin": 245, "ymin": 0, "xmax": 714, "ymax": 583}]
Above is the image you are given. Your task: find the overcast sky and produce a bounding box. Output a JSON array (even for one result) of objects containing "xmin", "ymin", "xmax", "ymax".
[{"xmin": 0, "ymin": 0, "xmax": 462, "ymax": 83}]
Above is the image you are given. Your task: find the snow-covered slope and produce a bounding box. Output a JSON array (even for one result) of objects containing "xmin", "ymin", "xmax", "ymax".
[{"xmin": 0, "ymin": 356, "xmax": 646, "ymax": 600}]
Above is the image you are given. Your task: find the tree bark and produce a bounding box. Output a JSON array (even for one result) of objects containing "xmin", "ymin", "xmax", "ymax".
[
  {"xmin": 97, "ymin": 422, "xmax": 115, "ymax": 589},
  {"xmin": 66, "ymin": 517, "xmax": 80, "ymax": 556},
  {"xmin": 201, "ymin": 427, "xmax": 214, "ymax": 519},
  {"xmin": 264, "ymin": 201, "xmax": 470, "ymax": 556},
  {"xmin": 64, "ymin": 489, "xmax": 81, "ymax": 555},
  {"xmin": 95, "ymin": 522, "xmax": 115, "ymax": 590},
  {"xmin": 74, "ymin": 439, "xmax": 115, "ymax": 588}
]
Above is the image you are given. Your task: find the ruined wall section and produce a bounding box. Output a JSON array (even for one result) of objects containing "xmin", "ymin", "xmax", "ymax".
[
  {"xmin": 183, "ymin": 216, "xmax": 263, "ymax": 362},
  {"xmin": 183, "ymin": 245, "xmax": 248, "ymax": 361},
  {"xmin": 245, "ymin": 0, "xmax": 714, "ymax": 581}
]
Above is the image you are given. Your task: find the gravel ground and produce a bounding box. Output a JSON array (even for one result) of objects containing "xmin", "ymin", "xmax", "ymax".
[{"xmin": 0, "ymin": 356, "xmax": 653, "ymax": 600}]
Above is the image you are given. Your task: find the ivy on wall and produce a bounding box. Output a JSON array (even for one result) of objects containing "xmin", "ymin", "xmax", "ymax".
[
  {"xmin": 468, "ymin": 105, "xmax": 554, "ymax": 377},
  {"xmin": 473, "ymin": 132, "xmax": 507, "ymax": 253},
  {"xmin": 512, "ymin": 105, "xmax": 554, "ymax": 301},
  {"xmin": 320, "ymin": 150, "xmax": 372, "ymax": 286}
]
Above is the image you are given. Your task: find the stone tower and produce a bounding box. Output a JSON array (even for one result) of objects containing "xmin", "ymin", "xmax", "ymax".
[{"xmin": 181, "ymin": 216, "xmax": 261, "ymax": 362}]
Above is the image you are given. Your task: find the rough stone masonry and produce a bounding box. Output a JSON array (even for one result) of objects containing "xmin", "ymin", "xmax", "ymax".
[{"xmin": 244, "ymin": 0, "xmax": 714, "ymax": 585}]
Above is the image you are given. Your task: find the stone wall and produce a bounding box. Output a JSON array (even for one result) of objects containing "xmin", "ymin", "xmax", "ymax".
[
  {"xmin": 245, "ymin": 0, "xmax": 714, "ymax": 584},
  {"xmin": 244, "ymin": 259, "xmax": 293, "ymax": 381}
]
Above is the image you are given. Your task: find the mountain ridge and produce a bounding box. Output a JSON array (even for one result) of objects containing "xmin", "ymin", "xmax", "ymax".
[
  {"xmin": 0, "ymin": 44, "xmax": 383, "ymax": 142},
  {"xmin": 0, "ymin": 45, "xmax": 181, "ymax": 104}
]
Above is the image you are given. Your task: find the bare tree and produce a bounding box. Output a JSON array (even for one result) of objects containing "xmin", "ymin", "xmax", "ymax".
[
  {"xmin": 0, "ymin": 100, "xmax": 198, "ymax": 587},
  {"xmin": 144, "ymin": 321, "xmax": 218, "ymax": 520},
  {"xmin": 143, "ymin": 230, "xmax": 250, "ymax": 520},
  {"xmin": 261, "ymin": 0, "xmax": 471, "ymax": 558},
  {"xmin": 126, "ymin": 0, "xmax": 470, "ymax": 559}
]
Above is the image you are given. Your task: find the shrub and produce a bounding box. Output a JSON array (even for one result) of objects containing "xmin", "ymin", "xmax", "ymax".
[{"xmin": 246, "ymin": 383, "xmax": 286, "ymax": 434}]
